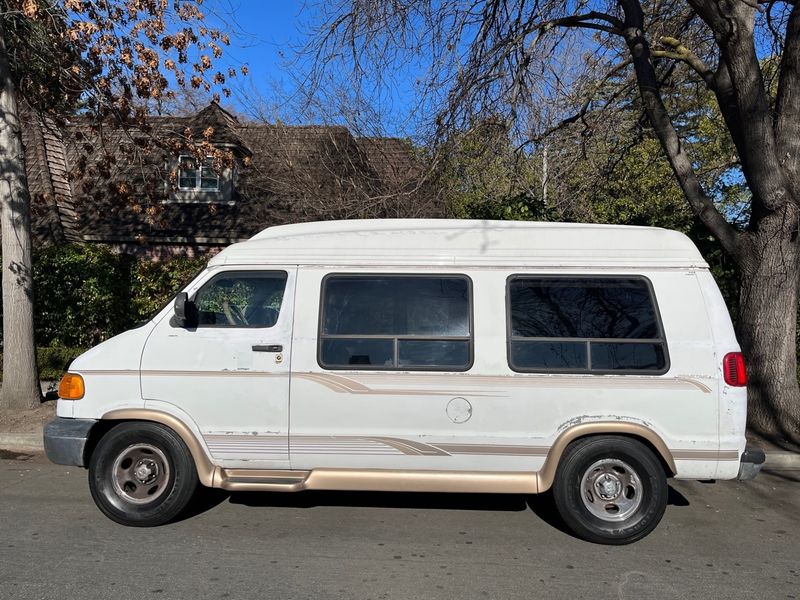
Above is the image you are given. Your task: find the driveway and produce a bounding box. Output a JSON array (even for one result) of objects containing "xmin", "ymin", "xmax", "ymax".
[{"xmin": 0, "ymin": 452, "xmax": 797, "ymax": 599}]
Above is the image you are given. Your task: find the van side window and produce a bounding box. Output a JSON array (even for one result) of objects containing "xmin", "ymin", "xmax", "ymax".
[
  {"xmin": 507, "ymin": 276, "xmax": 668, "ymax": 373},
  {"xmin": 319, "ymin": 275, "xmax": 473, "ymax": 370},
  {"xmin": 193, "ymin": 271, "xmax": 287, "ymax": 328}
]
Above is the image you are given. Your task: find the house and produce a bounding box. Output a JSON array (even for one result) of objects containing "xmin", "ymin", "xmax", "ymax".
[{"xmin": 22, "ymin": 102, "xmax": 442, "ymax": 259}]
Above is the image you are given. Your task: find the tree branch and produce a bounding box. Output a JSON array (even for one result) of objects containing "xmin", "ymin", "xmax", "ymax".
[
  {"xmin": 775, "ymin": 2, "xmax": 800, "ymax": 196},
  {"xmin": 536, "ymin": 11, "xmax": 624, "ymax": 36},
  {"xmin": 617, "ymin": 0, "xmax": 742, "ymax": 256},
  {"xmin": 689, "ymin": 0, "xmax": 792, "ymax": 219},
  {"xmin": 522, "ymin": 59, "xmax": 634, "ymax": 147},
  {"xmin": 652, "ymin": 36, "xmax": 716, "ymax": 90}
]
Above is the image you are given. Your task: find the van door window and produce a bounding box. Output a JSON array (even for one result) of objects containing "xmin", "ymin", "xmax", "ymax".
[
  {"xmin": 193, "ymin": 271, "xmax": 288, "ymax": 328},
  {"xmin": 507, "ymin": 276, "xmax": 668, "ymax": 373},
  {"xmin": 319, "ymin": 275, "xmax": 473, "ymax": 370}
]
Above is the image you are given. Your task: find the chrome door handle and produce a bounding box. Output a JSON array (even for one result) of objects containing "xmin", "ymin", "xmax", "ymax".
[{"xmin": 252, "ymin": 344, "xmax": 283, "ymax": 352}]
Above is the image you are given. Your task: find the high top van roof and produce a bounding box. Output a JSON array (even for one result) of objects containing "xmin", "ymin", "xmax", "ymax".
[{"xmin": 208, "ymin": 219, "xmax": 708, "ymax": 269}]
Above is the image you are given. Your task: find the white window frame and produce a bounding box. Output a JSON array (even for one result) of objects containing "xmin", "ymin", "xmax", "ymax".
[{"xmin": 177, "ymin": 154, "xmax": 220, "ymax": 192}]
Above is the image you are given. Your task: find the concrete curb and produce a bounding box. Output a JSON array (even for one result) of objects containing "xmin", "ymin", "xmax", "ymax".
[
  {"xmin": 764, "ymin": 451, "xmax": 800, "ymax": 470},
  {"xmin": 0, "ymin": 432, "xmax": 43, "ymax": 451},
  {"xmin": 1, "ymin": 431, "xmax": 798, "ymax": 469}
]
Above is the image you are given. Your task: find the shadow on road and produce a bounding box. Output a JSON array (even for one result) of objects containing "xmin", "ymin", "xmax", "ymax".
[
  {"xmin": 667, "ymin": 485, "xmax": 690, "ymax": 506},
  {"xmin": 228, "ymin": 489, "xmax": 531, "ymax": 512},
  {"xmin": 175, "ymin": 488, "xmax": 231, "ymax": 523},
  {"xmin": 176, "ymin": 483, "xmax": 692, "ymax": 536},
  {"xmin": 761, "ymin": 469, "xmax": 800, "ymax": 483},
  {"xmin": 525, "ymin": 491, "xmax": 575, "ymax": 537},
  {"xmin": 0, "ymin": 449, "xmax": 34, "ymax": 460}
]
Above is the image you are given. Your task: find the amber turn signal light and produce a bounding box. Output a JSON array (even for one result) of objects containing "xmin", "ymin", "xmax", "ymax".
[{"xmin": 58, "ymin": 373, "xmax": 85, "ymax": 400}]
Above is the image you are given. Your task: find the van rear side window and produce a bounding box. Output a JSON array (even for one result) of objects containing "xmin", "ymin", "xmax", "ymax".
[
  {"xmin": 319, "ymin": 275, "xmax": 473, "ymax": 370},
  {"xmin": 507, "ymin": 276, "xmax": 668, "ymax": 374}
]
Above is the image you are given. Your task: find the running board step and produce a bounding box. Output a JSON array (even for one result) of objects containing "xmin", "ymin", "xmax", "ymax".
[
  {"xmin": 213, "ymin": 467, "xmax": 538, "ymax": 494},
  {"xmin": 215, "ymin": 469, "xmax": 310, "ymax": 492}
]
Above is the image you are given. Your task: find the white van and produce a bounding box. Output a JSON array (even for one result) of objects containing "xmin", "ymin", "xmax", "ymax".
[{"xmin": 44, "ymin": 219, "xmax": 764, "ymax": 544}]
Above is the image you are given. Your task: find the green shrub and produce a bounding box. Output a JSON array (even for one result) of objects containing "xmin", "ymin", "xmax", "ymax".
[
  {"xmin": 131, "ymin": 255, "xmax": 206, "ymax": 319},
  {"xmin": 25, "ymin": 244, "xmax": 209, "ymax": 350},
  {"xmin": 33, "ymin": 244, "xmax": 137, "ymax": 348},
  {"xmin": 36, "ymin": 346, "xmax": 86, "ymax": 381},
  {"xmin": 0, "ymin": 347, "xmax": 86, "ymax": 382}
]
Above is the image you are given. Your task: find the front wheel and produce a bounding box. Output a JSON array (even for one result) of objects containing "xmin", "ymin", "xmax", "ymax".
[
  {"xmin": 88, "ymin": 422, "xmax": 199, "ymax": 526},
  {"xmin": 552, "ymin": 436, "xmax": 668, "ymax": 544}
]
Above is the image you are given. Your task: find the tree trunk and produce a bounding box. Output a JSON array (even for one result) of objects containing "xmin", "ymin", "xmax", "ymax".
[
  {"xmin": 0, "ymin": 23, "xmax": 41, "ymax": 410},
  {"xmin": 737, "ymin": 214, "xmax": 800, "ymax": 442}
]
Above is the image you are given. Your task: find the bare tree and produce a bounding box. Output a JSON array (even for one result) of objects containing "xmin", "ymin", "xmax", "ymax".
[{"xmin": 303, "ymin": 0, "xmax": 800, "ymax": 440}]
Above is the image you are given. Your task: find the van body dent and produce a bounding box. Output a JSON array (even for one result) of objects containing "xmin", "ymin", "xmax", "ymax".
[{"xmin": 44, "ymin": 219, "xmax": 764, "ymax": 544}]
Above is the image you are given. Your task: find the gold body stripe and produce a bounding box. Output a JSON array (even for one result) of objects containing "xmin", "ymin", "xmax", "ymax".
[{"xmin": 78, "ymin": 369, "xmax": 713, "ymax": 394}]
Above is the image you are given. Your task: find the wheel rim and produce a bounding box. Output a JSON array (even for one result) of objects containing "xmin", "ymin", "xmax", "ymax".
[
  {"xmin": 111, "ymin": 444, "xmax": 171, "ymax": 505},
  {"xmin": 580, "ymin": 458, "xmax": 643, "ymax": 522}
]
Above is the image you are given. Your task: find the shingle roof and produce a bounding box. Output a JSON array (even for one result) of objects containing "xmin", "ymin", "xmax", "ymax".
[
  {"xmin": 24, "ymin": 103, "xmax": 439, "ymax": 248},
  {"xmin": 21, "ymin": 110, "xmax": 81, "ymax": 242}
]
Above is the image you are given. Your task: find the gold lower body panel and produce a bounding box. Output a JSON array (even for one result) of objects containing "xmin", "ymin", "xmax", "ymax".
[{"xmin": 213, "ymin": 467, "xmax": 540, "ymax": 494}]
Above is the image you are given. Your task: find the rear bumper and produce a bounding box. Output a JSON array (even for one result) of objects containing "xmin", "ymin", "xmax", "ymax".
[
  {"xmin": 737, "ymin": 446, "xmax": 766, "ymax": 480},
  {"xmin": 43, "ymin": 418, "xmax": 98, "ymax": 467}
]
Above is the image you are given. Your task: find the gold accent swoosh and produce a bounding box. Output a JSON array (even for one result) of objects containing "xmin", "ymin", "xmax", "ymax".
[
  {"xmin": 294, "ymin": 371, "xmax": 713, "ymax": 396},
  {"xmin": 294, "ymin": 372, "xmax": 504, "ymax": 397},
  {"xmin": 364, "ymin": 437, "xmax": 449, "ymax": 456},
  {"xmin": 434, "ymin": 443, "xmax": 549, "ymax": 456}
]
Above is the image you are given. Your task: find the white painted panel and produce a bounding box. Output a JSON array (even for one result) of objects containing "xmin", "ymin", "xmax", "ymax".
[{"xmin": 289, "ymin": 266, "xmax": 725, "ymax": 478}]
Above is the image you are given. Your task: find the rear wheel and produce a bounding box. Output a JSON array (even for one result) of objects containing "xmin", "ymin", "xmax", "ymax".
[
  {"xmin": 552, "ymin": 436, "xmax": 668, "ymax": 544},
  {"xmin": 88, "ymin": 422, "xmax": 198, "ymax": 526}
]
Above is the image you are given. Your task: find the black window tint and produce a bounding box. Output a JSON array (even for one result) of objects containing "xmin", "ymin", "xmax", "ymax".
[
  {"xmin": 398, "ymin": 340, "xmax": 471, "ymax": 367},
  {"xmin": 319, "ymin": 275, "xmax": 472, "ymax": 371},
  {"xmin": 322, "ymin": 276, "xmax": 469, "ymax": 336},
  {"xmin": 194, "ymin": 272, "xmax": 287, "ymax": 328},
  {"xmin": 590, "ymin": 343, "xmax": 666, "ymax": 371},
  {"xmin": 320, "ymin": 339, "xmax": 394, "ymax": 367},
  {"xmin": 510, "ymin": 341, "xmax": 588, "ymax": 370},
  {"xmin": 508, "ymin": 277, "xmax": 668, "ymax": 373},
  {"xmin": 509, "ymin": 278, "xmax": 659, "ymax": 339}
]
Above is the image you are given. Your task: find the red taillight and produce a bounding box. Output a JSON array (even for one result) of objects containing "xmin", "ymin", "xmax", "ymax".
[{"xmin": 723, "ymin": 352, "xmax": 747, "ymax": 386}]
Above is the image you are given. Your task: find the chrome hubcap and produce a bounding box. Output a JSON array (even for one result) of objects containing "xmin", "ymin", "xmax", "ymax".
[
  {"xmin": 580, "ymin": 458, "xmax": 643, "ymax": 522},
  {"xmin": 111, "ymin": 444, "xmax": 170, "ymax": 504}
]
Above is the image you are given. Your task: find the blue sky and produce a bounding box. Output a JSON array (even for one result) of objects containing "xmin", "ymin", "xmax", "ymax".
[
  {"xmin": 210, "ymin": 2, "xmax": 306, "ymax": 112},
  {"xmin": 205, "ymin": 1, "xmax": 421, "ymax": 135}
]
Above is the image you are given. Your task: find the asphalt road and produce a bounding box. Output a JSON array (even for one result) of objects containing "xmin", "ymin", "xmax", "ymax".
[{"xmin": 0, "ymin": 452, "xmax": 798, "ymax": 600}]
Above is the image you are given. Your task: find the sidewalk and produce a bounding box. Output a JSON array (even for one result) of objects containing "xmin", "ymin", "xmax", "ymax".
[
  {"xmin": 746, "ymin": 431, "xmax": 800, "ymax": 470},
  {"xmin": 1, "ymin": 419, "xmax": 798, "ymax": 469}
]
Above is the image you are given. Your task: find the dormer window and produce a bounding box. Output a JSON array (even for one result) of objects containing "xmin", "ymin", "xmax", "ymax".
[{"xmin": 178, "ymin": 155, "xmax": 219, "ymax": 192}]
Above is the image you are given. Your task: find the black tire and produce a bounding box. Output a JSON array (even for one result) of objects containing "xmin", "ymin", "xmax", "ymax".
[
  {"xmin": 552, "ymin": 436, "xmax": 668, "ymax": 545},
  {"xmin": 88, "ymin": 422, "xmax": 199, "ymax": 527}
]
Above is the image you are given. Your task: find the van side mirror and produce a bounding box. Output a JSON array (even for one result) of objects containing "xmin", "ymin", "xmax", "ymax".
[{"xmin": 173, "ymin": 292, "xmax": 197, "ymax": 328}]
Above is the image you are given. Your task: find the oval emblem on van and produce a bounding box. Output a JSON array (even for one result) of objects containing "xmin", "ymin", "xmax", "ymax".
[{"xmin": 446, "ymin": 397, "xmax": 472, "ymax": 424}]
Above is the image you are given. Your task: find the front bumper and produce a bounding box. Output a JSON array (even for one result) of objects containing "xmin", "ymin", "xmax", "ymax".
[
  {"xmin": 43, "ymin": 418, "xmax": 98, "ymax": 467},
  {"xmin": 737, "ymin": 446, "xmax": 766, "ymax": 480}
]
